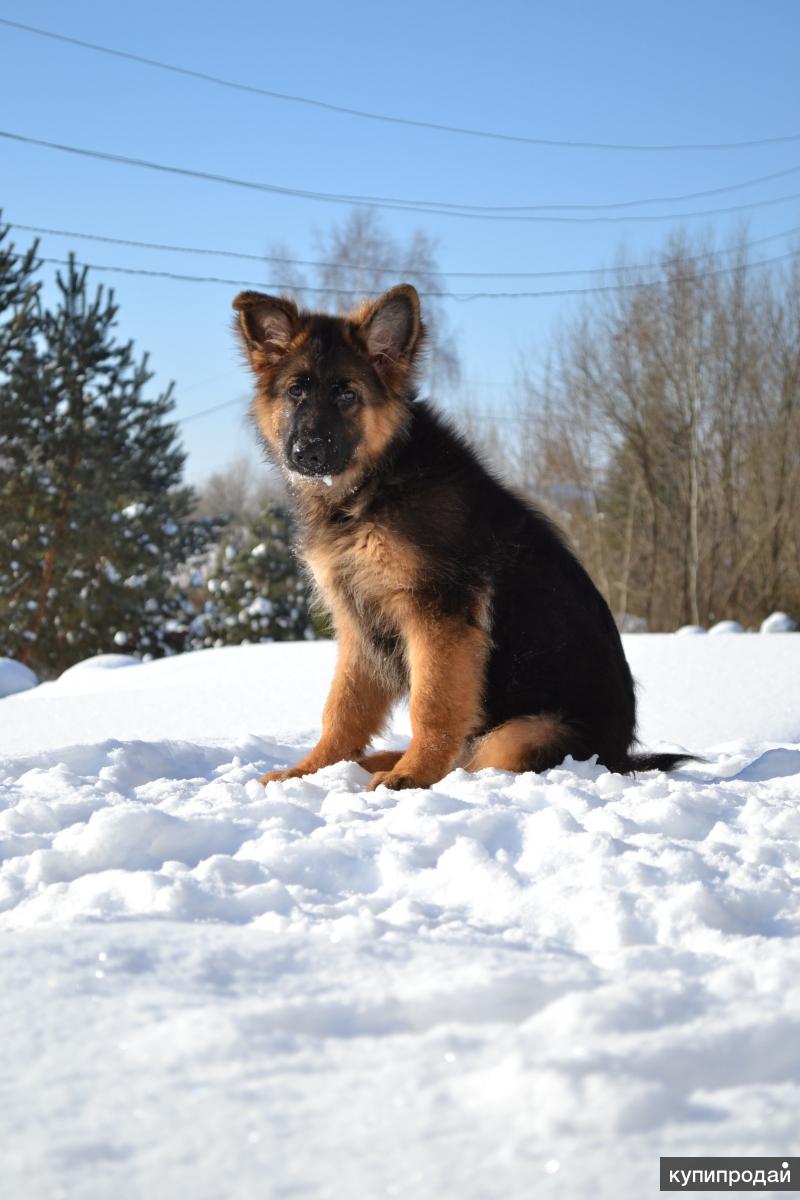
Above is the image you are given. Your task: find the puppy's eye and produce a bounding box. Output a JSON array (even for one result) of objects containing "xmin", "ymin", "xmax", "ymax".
[
  {"xmin": 287, "ymin": 383, "xmax": 303, "ymax": 400},
  {"xmin": 338, "ymin": 388, "xmax": 358, "ymax": 406}
]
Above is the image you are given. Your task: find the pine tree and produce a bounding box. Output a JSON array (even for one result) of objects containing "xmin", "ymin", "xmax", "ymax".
[
  {"xmin": 0, "ymin": 216, "xmax": 39, "ymax": 363},
  {"xmin": 0, "ymin": 252, "xmax": 209, "ymax": 676},
  {"xmin": 189, "ymin": 502, "xmax": 319, "ymax": 647}
]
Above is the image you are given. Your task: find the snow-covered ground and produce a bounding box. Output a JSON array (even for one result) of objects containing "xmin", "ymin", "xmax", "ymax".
[{"xmin": 1, "ymin": 636, "xmax": 799, "ymax": 1199}]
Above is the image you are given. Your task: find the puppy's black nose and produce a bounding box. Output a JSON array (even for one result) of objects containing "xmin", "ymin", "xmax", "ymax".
[{"xmin": 290, "ymin": 437, "xmax": 328, "ymax": 474}]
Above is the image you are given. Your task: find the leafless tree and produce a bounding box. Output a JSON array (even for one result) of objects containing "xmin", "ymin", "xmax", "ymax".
[
  {"xmin": 268, "ymin": 208, "xmax": 461, "ymax": 390},
  {"xmin": 513, "ymin": 229, "xmax": 800, "ymax": 630},
  {"xmin": 193, "ymin": 456, "xmax": 282, "ymax": 522}
]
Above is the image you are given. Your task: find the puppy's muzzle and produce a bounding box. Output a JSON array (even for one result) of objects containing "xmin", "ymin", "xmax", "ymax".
[{"xmin": 289, "ymin": 437, "xmax": 330, "ymax": 476}]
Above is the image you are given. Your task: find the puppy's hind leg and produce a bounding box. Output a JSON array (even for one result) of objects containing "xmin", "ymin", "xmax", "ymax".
[
  {"xmin": 466, "ymin": 714, "xmax": 571, "ymax": 774},
  {"xmin": 358, "ymin": 750, "xmax": 404, "ymax": 774}
]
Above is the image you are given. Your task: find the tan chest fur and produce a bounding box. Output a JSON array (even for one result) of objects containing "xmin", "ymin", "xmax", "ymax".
[{"xmin": 304, "ymin": 522, "xmax": 420, "ymax": 628}]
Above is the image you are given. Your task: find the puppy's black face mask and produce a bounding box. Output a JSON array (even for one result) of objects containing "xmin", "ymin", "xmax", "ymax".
[{"xmin": 279, "ymin": 370, "xmax": 364, "ymax": 479}]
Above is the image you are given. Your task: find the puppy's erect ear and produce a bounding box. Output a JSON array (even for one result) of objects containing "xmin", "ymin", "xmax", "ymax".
[
  {"xmin": 359, "ymin": 285, "xmax": 423, "ymax": 370},
  {"xmin": 232, "ymin": 291, "xmax": 299, "ymax": 366}
]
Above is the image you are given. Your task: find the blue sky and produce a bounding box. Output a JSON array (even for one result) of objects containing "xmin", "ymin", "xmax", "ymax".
[{"xmin": 1, "ymin": 0, "xmax": 799, "ymax": 483}]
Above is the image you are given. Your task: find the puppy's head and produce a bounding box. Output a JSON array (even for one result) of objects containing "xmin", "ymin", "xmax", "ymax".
[{"xmin": 233, "ymin": 285, "xmax": 425, "ymax": 488}]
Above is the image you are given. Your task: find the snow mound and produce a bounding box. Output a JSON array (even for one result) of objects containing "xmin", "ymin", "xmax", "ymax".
[
  {"xmin": 3, "ymin": 740, "xmax": 799, "ymax": 946},
  {"xmin": 3, "ymin": 635, "xmax": 799, "ymax": 757},
  {"xmin": 675, "ymin": 624, "xmax": 706, "ymax": 635},
  {"xmin": 57, "ymin": 653, "xmax": 143, "ymax": 681},
  {"xmin": 761, "ymin": 611, "xmax": 798, "ymax": 634},
  {"xmin": 2, "ymin": 638, "xmax": 800, "ymax": 1198},
  {"xmin": 708, "ymin": 619, "xmax": 744, "ymax": 635},
  {"xmin": 0, "ymin": 657, "xmax": 38, "ymax": 698},
  {"xmin": 2, "ymin": 743, "xmax": 800, "ymax": 1198}
]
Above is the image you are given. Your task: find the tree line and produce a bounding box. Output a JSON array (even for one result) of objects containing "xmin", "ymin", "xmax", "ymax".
[{"xmin": 502, "ymin": 231, "xmax": 800, "ymax": 630}]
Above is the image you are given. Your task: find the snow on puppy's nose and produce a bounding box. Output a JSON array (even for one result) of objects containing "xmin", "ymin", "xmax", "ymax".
[{"xmin": 290, "ymin": 437, "xmax": 329, "ymax": 475}]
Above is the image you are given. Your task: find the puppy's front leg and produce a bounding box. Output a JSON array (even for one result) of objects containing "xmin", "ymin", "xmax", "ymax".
[
  {"xmin": 369, "ymin": 613, "xmax": 488, "ymax": 791},
  {"xmin": 261, "ymin": 620, "xmax": 392, "ymax": 784}
]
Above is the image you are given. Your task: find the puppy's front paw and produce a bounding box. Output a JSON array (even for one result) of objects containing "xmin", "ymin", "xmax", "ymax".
[
  {"xmin": 259, "ymin": 766, "xmax": 307, "ymax": 786},
  {"xmin": 368, "ymin": 769, "xmax": 421, "ymax": 792}
]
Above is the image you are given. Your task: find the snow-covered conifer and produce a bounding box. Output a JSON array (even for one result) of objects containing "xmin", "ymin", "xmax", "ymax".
[
  {"xmin": 0, "ymin": 249, "xmax": 209, "ymax": 675},
  {"xmin": 189, "ymin": 502, "xmax": 318, "ymax": 647}
]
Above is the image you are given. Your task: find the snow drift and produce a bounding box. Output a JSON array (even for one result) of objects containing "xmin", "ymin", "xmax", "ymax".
[{"xmin": 1, "ymin": 635, "xmax": 799, "ymax": 1199}]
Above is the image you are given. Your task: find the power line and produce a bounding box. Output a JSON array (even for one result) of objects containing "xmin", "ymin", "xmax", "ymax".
[
  {"xmin": 180, "ymin": 368, "xmax": 243, "ymax": 394},
  {"xmin": 9, "ymin": 217, "xmax": 800, "ymax": 281},
  {"xmin": 178, "ymin": 396, "xmax": 245, "ymax": 425},
  {"xmin": 29, "ymin": 247, "xmax": 800, "ymax": 302},
  {"xmin": 4, "ymin": 129, "xmax": 800, "ymax": 226},
  {"xmin": 176, "ymin": 395, "xmax": 531, "ymax": 430},
  {"xmin": 181, "ymin": 398, "xmax": 528, "ymax": 428},
  {"xmin": 178, "ymin": 397, "xmax": 526, "ymax": 429},
  {"xmin": 4, "ymin": 143, "xmax": 800, "ymax": 219},
  {"xmin": 451, "ymin": 409, "xmax": 530, "ymax": 424},
  {"xmin": 2, "ymin": 14, "xmax": 799, "ymax": 154},
  {"xmin": 409, "ymin": 163, "xmax": 800, "ymax": 213}
]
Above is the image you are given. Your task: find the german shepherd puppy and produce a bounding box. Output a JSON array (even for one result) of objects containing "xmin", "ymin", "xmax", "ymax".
[{"xmin": 234, "ymin": 284, "xmax": 689, "ymax": 790}]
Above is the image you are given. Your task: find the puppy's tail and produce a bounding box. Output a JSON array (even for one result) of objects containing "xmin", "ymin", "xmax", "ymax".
[{"xmin": 623, "ymin": 750, "xmax": 698, "ymax": 773}]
